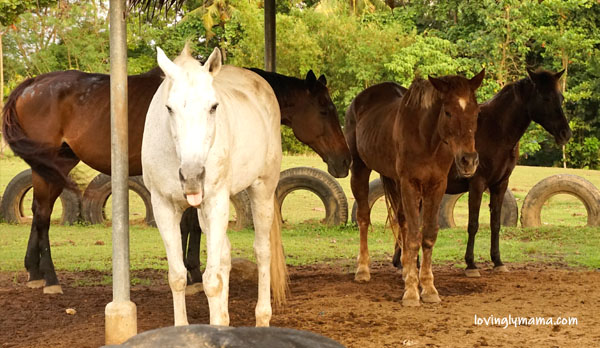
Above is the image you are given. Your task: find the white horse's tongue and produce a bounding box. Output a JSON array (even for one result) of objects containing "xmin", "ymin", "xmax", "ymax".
[{"xmin": 186, "ymin": 192, "xmax": 203, "ymax": 207}]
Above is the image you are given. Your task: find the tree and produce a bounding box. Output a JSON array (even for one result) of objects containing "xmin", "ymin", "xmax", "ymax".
[
  {"xmin": 3, "ymin": 0, "xmax": 599, "ymax": 164},
  {"xmin": 525, "ymin": 0, "xmax": 600, "ymax": 168},
  {"xmin": 0, "ymin": 0, "xmax": 56, "ymax": 155}
]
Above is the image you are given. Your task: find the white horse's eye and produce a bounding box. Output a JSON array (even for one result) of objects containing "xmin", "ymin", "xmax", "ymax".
[
  {"xmin": 210, "ymin": 103, "xmax": 219, "ymax": 114},
  {"xmin": 166, "ymin": 105, "xmax": 173, "ymax": 114}
]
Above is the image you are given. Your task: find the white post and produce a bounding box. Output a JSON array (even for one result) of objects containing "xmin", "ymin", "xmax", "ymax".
[{"xmin": 105, "ymin": 0, "xmax": 137, "ymax": 344}]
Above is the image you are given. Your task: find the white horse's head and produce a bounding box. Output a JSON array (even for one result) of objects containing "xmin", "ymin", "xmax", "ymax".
[{"xmin": 156, "ymin": 45, "xmax": 222, "ymax": 207}]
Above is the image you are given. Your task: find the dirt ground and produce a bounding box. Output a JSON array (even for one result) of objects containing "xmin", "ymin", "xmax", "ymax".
[{"xmin": 0, "ymin": 262, "xmax": 598, "ymax": 348}]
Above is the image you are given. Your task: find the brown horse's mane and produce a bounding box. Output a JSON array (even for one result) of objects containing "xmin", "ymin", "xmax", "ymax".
[{"xmin": 402, "ymin": 77, "xmax": 441, "ymax": 110}]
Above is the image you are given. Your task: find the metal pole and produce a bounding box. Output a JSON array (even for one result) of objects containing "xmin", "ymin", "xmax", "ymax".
[
  {"xmin": 1, "ymin": 32, "xmax": 7, "ymax": 155},
  {"xmin": 105, "ymin": 0, "xmax": 136, "ymax": 344},
  {"xmin": 264, "ymin": 0, "xmax": 276, "ymax": 72}
]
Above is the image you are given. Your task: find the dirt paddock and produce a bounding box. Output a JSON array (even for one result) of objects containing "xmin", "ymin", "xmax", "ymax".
[{"xmin": 1, "ymin": 262, "xmax": 598, "ymax": 347}]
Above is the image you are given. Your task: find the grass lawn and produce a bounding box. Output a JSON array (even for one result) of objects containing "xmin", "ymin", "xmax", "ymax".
[{"xmin": 1, "ymin": 151, "xmax": 599, "ymax": 278}]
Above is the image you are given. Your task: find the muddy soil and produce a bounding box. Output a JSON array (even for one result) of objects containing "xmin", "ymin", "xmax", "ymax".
[{"xmin": 1, "ymin": 262, "xmax": 598, "ymax": 347}]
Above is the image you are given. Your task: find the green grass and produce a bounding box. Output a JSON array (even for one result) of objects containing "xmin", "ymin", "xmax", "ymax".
[{"xmin": 1, "ymin": 151, "xmax": 600, "ymax": 273}]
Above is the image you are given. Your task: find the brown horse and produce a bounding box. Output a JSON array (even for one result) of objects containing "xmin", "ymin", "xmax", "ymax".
[
  {"xmin": 2, "ymin": 67, "xmax": 350, "ymax": 293},
  {"xmin": 345, "ymin": 70, "xmax": 484, "ymax": 306},
  {"xmin": 389, "ymin": 69, "xmax": 571, "ymax": 277}
]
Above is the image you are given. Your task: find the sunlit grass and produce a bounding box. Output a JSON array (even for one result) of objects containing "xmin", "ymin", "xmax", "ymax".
[{"xmin": 1, "ymin": 152, "xmax": 600, "ymax": 274}]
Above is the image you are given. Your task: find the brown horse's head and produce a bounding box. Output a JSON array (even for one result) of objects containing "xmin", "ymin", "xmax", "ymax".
[
  {"xmin": 526, "ymin": 69, "xmax": 572, "ymax": 146},
  {"xmin": 288, "ymin": 71, "xmax": 351, "ymax": 178},
  {"xmin": 428, "ymin": 69, "xmax": 485, "ymax": 178}
]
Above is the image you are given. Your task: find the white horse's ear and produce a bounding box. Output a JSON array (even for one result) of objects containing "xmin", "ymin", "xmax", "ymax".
[
  {"xmin": 205, "ymin": 47, "xmax": 222, "ymax": 76},
  {"xmin": 157, "ymin": 47, "xmax": 181, "ymax": 80}
]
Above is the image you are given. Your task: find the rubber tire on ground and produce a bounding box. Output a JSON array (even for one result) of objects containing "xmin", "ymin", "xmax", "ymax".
[
  {"xmin": 81, "ymin": 174, "xmax": 155, "ymax": 226},
  {"xmin": 0, "ymin": 169, "xmax": 81, "ymax": 225},
  {"xmin": 350, "ymin": 179, "xmax": 519, "ymax": 229},
  {"xmin": 350, "ymin": 178, "xmax": 385, "ymax": 224},
  {"xmin": 80, "ymin": 173, "xmax": 254, "ymax": 230},
  {"xmin": 520, "ymin": 174, "xmax": 600, "ymax": 227},
  {"xmin": 275, "ymin": 167, "xmax": 348, "ymax": 226},
  {"xmin": 230, "ymin": 190, "xmax": 253, "ymax": 230},
  {"xmin": 438, "ymin": 189, "xmax": 519, "ymax": 229}
]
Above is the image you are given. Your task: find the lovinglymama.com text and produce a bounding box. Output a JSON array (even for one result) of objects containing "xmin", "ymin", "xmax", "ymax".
[{"xmin": 474, "ymin": 314, "xmax": 578, "ymax": 329}]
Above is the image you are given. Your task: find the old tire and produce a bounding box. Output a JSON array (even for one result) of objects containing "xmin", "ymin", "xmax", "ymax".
[
  {"xmin": 81, "ymin": 174, "xmax": 155, "ymax": 226},
  {"xmin": 0, "ymin": 169, "xmax": 81, "ymax": 225},
  {"xmin": 275, "ymin": 167, "xmax": 348, "ymax": 225},
  {"xmin": 350, "ymin": 178, "xmax": 385, "ymax": 224},
  {"xmin": 520, "ymin": 174, "xmax": 600, "ymax": 227},
  {"xmin": 438, "ymin": 189, "xmax": 519, "ymax": 229},
  {"xmin": 230, "ymin": 190, "xmax": 253, "ymax": 230}
]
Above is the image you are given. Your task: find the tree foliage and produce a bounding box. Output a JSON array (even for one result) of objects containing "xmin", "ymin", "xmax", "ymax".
[{"xmin": 2, "ymin": 0, "xmax": 600, "ymax": 167}]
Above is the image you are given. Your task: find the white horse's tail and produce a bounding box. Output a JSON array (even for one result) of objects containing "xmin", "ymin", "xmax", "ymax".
[{"xmin": 270, "ymin": 197, "xmax": 289, "ymax": 307}]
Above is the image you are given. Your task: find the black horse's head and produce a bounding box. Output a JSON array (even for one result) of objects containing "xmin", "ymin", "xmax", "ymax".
[{"xmin": 526, "ymin": 69, "xmax": 572, "ymax": 146}]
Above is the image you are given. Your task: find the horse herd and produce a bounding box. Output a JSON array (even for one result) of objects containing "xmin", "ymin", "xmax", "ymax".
[{"xmin": 2, "ymin": 44, "xmax": 571, "ymax": 326}]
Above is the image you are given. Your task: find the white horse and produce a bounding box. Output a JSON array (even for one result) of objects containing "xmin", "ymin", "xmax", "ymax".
[{"xmin": 142, "ymin": 45, "xmax": 287, "ymax": 327}]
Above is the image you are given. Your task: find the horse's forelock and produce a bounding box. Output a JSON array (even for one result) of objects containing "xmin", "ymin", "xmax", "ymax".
[
  {"xmin": 173, "ymin": 54, "xmax": 201, "ymax": 71},
  {"xmin": 167, "ymin": 53, "xmax": 213, "ymax": 90},
  {"xmin": 532, "ymin": 69, "xmax": 561, "ymax": 91},
  {"xmin": 404, "ymin": 76, "xmax": 479, "ymax": 111}
]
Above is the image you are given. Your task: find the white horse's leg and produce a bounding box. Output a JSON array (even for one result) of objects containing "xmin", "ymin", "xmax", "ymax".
[
  {"xmin": 199, "ymin": 192, "xmax": 230, "ymax": 326},
  {"xmin": 247, "ymin": 183, "xmax": 275, "ymax": 327},
  {"xmin": 218, "ymin": 234, "xmax": 232, "ymax": 324},
  {"xmin": 151, "ymin": 195, "xmax": 188, "ymax": 326}
]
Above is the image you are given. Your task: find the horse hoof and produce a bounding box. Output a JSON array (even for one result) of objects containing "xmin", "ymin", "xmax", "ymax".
[
  {"xmin": 465, "ymin": 269, "xmax": 481, "ymax": 278},
  {"xmin": 26, "ymin": 279, "xmax": 45, "ymax": 289},
  {"xmin": 354, "ymin": 271, "xmax": 371, "ymax": 283},
  {"xmin": 402, "ymin": 298, "xmax": 421, "ymax": 307},
  {"xmin": 421, "ymin": 293, "xmax": 441, "ymax": 303},
  {"xmin": 185, "ymin": 282, "xmax": 204, "ymax": 296},
  {"xmin": 494, "ymin": 265, "xmax": 509, "ymax": 273},
  {"xmin": 43, "ymin": 285, "xmax": 63, "ymax": 294}
]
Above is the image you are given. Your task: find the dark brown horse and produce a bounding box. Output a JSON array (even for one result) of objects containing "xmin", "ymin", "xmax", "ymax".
[
  {"xmin": 249, "ymin": 68, "xmax": 350, "ymax": 178},
  {"xmin": 389, "ymin": 69, "xmax": 571, "ymax": 277},
  {"xmin": 346, "ymin": 70, "xmax": 484, "ymax": 306},
  {"xmin": 2, "ymin": 67, "xmax": 350, "ymax": 293}
]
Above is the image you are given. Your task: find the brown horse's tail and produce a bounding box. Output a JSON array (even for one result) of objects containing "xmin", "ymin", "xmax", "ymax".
[
  {"xmin": 2, "ymin": 77, "xmax": 76, "ymax": 189},
  {"xmin": 380, "ymin": 175, "xmax": 402, "ymax": 246},
  {"xmin": 270, "ymin": 196, "xmax": 289, "ymax": 308}
]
